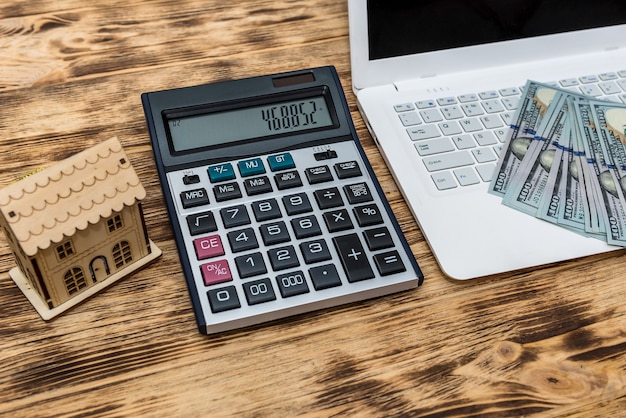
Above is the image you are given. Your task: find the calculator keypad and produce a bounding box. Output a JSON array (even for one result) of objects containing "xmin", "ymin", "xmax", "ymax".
[{"xmin": 167, "ymin": 141, "xmax": 418, "ymax": 333}]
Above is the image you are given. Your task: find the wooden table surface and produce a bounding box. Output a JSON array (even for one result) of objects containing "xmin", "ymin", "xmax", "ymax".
[{"xmin": 2, "ymin": 1, "xmax": 626, "ymax": 416}]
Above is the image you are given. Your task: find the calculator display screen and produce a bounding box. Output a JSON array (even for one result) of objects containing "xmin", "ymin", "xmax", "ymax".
[{"xmin": 167, "ymin": 96, "xmax": 334, "ymax": 152}]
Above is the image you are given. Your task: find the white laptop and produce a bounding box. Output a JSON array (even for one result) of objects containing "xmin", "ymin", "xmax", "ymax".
[{"xmin": 348, "ymin": 0, "xmax": 626, "ymax": 280}]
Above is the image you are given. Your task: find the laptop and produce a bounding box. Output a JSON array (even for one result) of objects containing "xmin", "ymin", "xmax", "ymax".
[{"xmin": 348, "ymin": 0, "xmax": 626, "ymax": 280}]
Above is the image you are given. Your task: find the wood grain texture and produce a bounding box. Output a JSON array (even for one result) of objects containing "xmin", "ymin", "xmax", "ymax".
[{"xmin": 2, "ymin": 1, "xmax": 626, "ymax": 416}]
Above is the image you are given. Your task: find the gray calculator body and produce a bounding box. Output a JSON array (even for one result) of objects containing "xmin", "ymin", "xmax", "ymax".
[{"xmin": 142, "ymin": 66, "xmax": 423, "ymax": 334}]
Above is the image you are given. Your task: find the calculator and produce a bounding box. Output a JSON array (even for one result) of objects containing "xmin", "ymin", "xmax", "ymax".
[{"xmin": 142, "ymin": 66, "xmax": 423, "ymax": 334}]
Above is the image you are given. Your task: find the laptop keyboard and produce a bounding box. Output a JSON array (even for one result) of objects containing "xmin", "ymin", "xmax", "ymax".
[{"xmin": 393, "ymin": 70, "xmax": 626, "ymax": 191}]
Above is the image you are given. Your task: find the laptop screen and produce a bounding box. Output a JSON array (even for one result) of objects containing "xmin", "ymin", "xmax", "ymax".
[{"xmin": 368, "ymin": 0, "xmax": 626, "ymax": 60}]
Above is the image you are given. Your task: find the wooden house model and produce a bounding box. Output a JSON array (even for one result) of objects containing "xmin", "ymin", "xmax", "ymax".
[{"xmin": 0, "ymin": 137, "xmax": 161, "ymax": 320}]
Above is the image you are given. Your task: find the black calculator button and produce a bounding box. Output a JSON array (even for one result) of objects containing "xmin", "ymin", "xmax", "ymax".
[
  {"xmin": 227, "ymin": 227, "xmax": 259, "ymax": 252},
  {"xmin": 291, "ymin": 215, "xmax": 322, "ymax": 239},
  {"xmin": 207, "ymin": 286, "xmax": 241, "ymax": 313},
  {"xmin": 244, "ymin": 176, "xmax": 273, "ymax": 196},
  {"xmin": 313, "ymin": 187, "xmax": 343, "ymax": 209},
  {"xmin": 282, "ymin": 193, "xmax": 313, "ymax": 215},
  {"xmin": 183, "ymin": 174, "xmax": 201, "ymax": 185},
  {"xmin": 213, "ymin": 182, "xmax": 242, "ymax": 202},
  {"xmin": 314, "ymin": 150, "xmax": 337, "ymax": 161},
  {"xmin": 300, "ymin": 239, "xmax": 332, "ymax": 264},
  {"xmin": 305, "ymin": 165, "xmax": 334, "ymax": 184},
  {"xmin": 333, "ymin": 233, "xmax": 375, "ymax": 282},
  {"xmin": 243, "ymin": 278, "xmax": 276, "ymax": 305},
  {"xmin": 180, "ymin": 188, "xmax": 209, "ymax": 209},
  {"xmin": 274, "ymin": 170, "xmax": 302, "ymax": 190},
  {"xmin": 373, "ymin": 251, "xmax": 406, "ymax": 276},
  {"xmin": 363, "ymin": 227, "xmax": 394, "ymax": 251},
  {"xmin": 276, "ymin": 271, "xmax": 310, "ymax": 298},
  {"xmin": 252, "ymin": 198, "xmax": 282, "ymax": 221},
  {"xmin": 334, "ymin": 161, "xmax": 362, "ymax": 179},
  {"xmin": 323, "ymin": 209, "xmax": 354, "ymax": 233},
  {"xmin": 268, "ymin": 245, "xmax": 300, "ymax": 271},
  {"xmin": 353, "ymin": 203, "xmax": 384, "ymax": 227},
  {"xmin": 187, "ymin": 211, "xmax": 217, "ymax": 236},
  {"xmin": 343, "ymin": 182, "xmax": 373, "ymax": 204},
  {"xmin": 259, "ymin": 221, "xmax": 291, "ymax": 246},
  {"xmin": 220, "ymin": 204, "xmax": 251, "ymax": 228},
  {"xmin": 235, "ymin": 252, "xmax": 267, "ymax": 278},
  {"xmin": 309, "ymin": 264, "xmax": 342, "ymax": 290}
]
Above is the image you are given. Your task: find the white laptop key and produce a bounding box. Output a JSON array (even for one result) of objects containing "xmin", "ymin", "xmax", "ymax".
[
  {"xmin": 461, "ymin": 103, "xmax": 484, "ymax": 116},
  {"xmin": 407, "ymin": 125, "xmax": 440, "ymax": 141},
  {"xmin": 501, "ymin": 97, "xmax": 519, "ymax": 111},
  {"xmin": 580, "ymin": 75, "xmax": 600, "ymax": 83},
  {"xmin": 437, "ymin": 97, "xmax": 457, "ymax": 106},
  {"xmin": 560, "ymin": 78, "xmax": 579, "ymax": 87},
  {"xmin": 420, "ymin": 108, "xmax": 443, "ymax": 123},
  {"xmin": 399, "ymin": 112, "xmax": 421, "ymax": 126},
  {"xmin": 348, "ymin": 0, "xmax": 624, "ymax": 280},
  {"xmin": 394, "ymin": 103, "xmax": 415, "ymax": 112},
  {"xmin": 499, "ymin": 87, "xmax": 520, "ymax": 96},
  {"xmin": 458, "ymin": 94, "xmax": 478, "ymax": 103},
  {"xmin": 454, "ymin": 167, "xmax": 480, "ymax": 186},
  {"xmin": 451, "ymin": 135, "xmax": 476, "ymax": 150},
  {"xmin": 599, "ymin": 72, "xmax": 618, "ymax": 80},
  {"xmin": 481, "ymin": 99, "xmax": 505, "ymax": 113},
  {"xmin": 431, "ymin": 172, "xmax": 456, "ymax": 191},
  {"xmin": 471, "ymin": 148, "xmax": 496, "ymax": 163},
  {"xmin": 438, "ymin": 121, "xmax": 462, "ymax": 136},
  {"xmin": 599, "ymin": 82, "xmax": 621, "ymax": 95},
  {"xmin": 476, "ymin": 164, "xmax": 496, "ymax": 182},
  {"xmin": 422, "ymin": 152, "xmax": 474, "ymax": 172},
  {"xmin": 441, "ymin": 105, "xmax": 464, "ymax": 120},
  {"xmin": 459, "ymin": 118, "xmax": 483, "ymax": 132},
  {"xmin": 473, "ymin": 132, "xmax": 498, "ymax": 146},
  {"xmin": 416, "ymin": 100, "xmax": 436, "ymax": 109},
  {"xmin": 479, "ymin": 115, "xmax": 503, "ymax": 129},
  {"xmin": 415, "ymin": 138, "xmax": 456, "ymax": 156},
  {"xmin": 579, "ymin": 84, "xmax": 603, "ymax": 96}
]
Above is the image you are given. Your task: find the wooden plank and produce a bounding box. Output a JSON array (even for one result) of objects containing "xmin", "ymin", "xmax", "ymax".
[{"xmin": 0, "ymin": 0, "xmax": 347, "ymax": 91}]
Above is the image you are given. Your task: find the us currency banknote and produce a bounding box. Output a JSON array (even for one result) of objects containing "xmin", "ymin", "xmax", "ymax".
[
  {"xmin": 535, "ymin": 120, "xmax": 575, "ymax": 225},
  {"xmin": 564, "ymin": 99, "xmax": 604, "ymax": 235},
  {"xmin": 489, "ymin": 81, "xmax": 557, "ymax": 197},
  {"xmin": 489, "ymin": 80, "xmax": 626, "ymax": 246},
  {"xmin": 572, "ymin": 98, "xmax": 626, "ymax": 245},
  {"xmin": 590, "ymin": 100, "xmax": 626, "ymax": 245},
  {"xmin": 502, "ymin": 91, "xmax": 570, "ymax": 216}
]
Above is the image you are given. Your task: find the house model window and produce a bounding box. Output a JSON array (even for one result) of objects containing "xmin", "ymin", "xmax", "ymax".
[{"xmin": 0, "ymin": 137, "xmax": 161, "ymax": 320}]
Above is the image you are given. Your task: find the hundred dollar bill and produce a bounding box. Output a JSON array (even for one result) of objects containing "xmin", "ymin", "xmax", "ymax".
[
  {"xmin": 538, "ymin": 118, "xmax": 605, "ymax": 239},
  {"xmin": 572, "ymin": 98, "xmax": 626, "ymax": 245},
  {"xmin": 564, "ymin": 99, "xmax": 604, "ymax": 235},
  {"xmin": 535, "ymin": 120, "xmax": 574, "ymax": 224},
  {"xmin": 590, "ymin": 100, "xmax": 626, "ymax": 245},
  {"xmin": 502, "ymin": 91, "xmax": 570, "ymax": 216},
  {"xmin": 489, "ymin": 81, "xmax": 557, "ymax": 197}
]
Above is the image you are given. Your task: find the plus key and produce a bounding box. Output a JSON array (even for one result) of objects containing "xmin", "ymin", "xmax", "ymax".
[{"xmin": 332, "ymin": 233, "xmax": 374, "ymax": 282}]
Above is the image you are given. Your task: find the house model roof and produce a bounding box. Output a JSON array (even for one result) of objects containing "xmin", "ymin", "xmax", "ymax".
[{"xmin": 0, "ymin": 137, "xmax": 146, "ymax": 256}]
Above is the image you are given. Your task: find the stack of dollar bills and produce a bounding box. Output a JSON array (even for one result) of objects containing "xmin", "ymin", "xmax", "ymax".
[{"xmin": 489, "ymin": 80, "xmax": 626, "ymax": 246}]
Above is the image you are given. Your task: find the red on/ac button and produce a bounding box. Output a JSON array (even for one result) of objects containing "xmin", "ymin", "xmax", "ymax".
[{"xmin": 193, "ymin": 235, "xmax": 225, "ymax": 260}]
